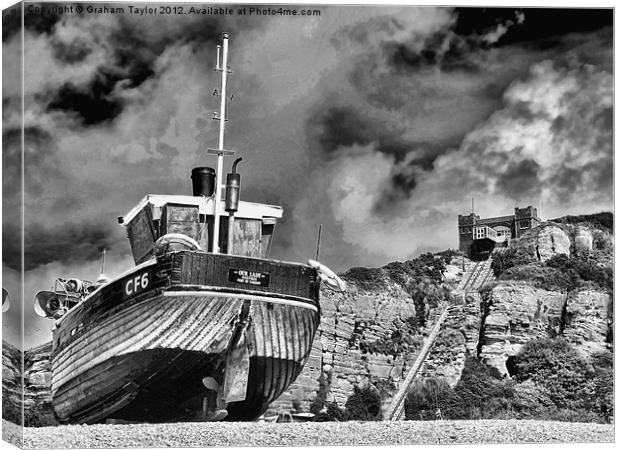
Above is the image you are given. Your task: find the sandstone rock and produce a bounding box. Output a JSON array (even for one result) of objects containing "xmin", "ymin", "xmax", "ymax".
[
  {"xmin": 30, "ymin": 360, "xmax": 50, "ymax": 373},
  {"xmin": 479, "ymin": 282, "xmax": 566, "ymax": 376},
  {"xmin": 3, "ymin": 363, "xmax": 19, "ymax": 382},
  {"xmin": 443, "ymin": 264, "xmax": 463, "ymax": 283},
  {"xmin": 510, "ymin": 224, "xmax": 571, "ymax": 263},
  {"xmin": 27, "ymin": 371, "xmax": 51, "ymax": 388},
  {"xmin": 563, "ymin": 289, "xmax": 610, "ymax": 356},
  {"xmin": 536, "ymin": 225, "xmax": 571, "ymax": 262},
  {"xmin": 574, "ymin": 226, "xmax": 594, "ymax": 255}
]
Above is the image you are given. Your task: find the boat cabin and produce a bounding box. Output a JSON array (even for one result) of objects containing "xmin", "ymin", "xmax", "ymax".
[{"xmin": 119, "ymin": 194, "xmax": 283, "ymax": 264}]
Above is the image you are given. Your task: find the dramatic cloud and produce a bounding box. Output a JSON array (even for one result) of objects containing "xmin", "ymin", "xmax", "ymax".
[
  {"xmin": 1, "ymin": 6, "xmax": 612, "ymax": 347},
  {"xmin": 311, "ymin": 58, "xmax": 612, "ymax": 264}
]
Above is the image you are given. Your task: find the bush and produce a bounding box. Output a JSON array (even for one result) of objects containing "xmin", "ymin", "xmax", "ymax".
[
  {"xmin": 314, "ymin": 401, "xmax": 346, "ymax": 422},
  {"xmin": 512, "ymin": 338, "xmax": 595, "ymax": 409},
  {"xmin": 451, "ymin": 357, "xmax": 515, "ymax": 419},
  {"xmin": 343, "ymin": 385, "xmax": 383, "ymax": 421},
  {"xmin": 491, "ymin": 246, "xmax": 536, "ymax": 276},
  {"xmin": 404, "ymin": 350, "xmax": 612, "ymax": 423},
  {"xmin": 589, "ymin": 351, "xmax": 614, "ymax": 421},
  {"xmin": 406, "ymin": 282, "xmax": 452, "ymax": 328},
  {"xmin": 405, "ymin": 378, "xmax": 457, "ymax": 420},
  {"xmin": 309, "ymin": 372, "xmax": 331, "ymax": 415},
  {"xmin": 545, "ymin": 254, "xmax": 613, "ymax": 293},
  {"xmin": 511, "ymin": 380, "xmax": 556, "ymax": 419}
]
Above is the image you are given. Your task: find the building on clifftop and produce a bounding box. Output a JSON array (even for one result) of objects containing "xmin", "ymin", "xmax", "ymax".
[{"xmin": 458, "ymin": 205, "xmax": 540, "ymax": 259}]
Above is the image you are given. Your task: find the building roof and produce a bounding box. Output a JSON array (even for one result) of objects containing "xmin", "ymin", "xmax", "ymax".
[
  {"xmin": 122, "ymin": 194, "xmax": 283, "ymax": 224},
  {"xmin": 477, "ymin": 214, "xmax": 515, "ymax": 225}
]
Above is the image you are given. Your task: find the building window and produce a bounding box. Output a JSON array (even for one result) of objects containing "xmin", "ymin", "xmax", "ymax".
[{"xmin": 519, "ymin": 220, "xmax": 529, "ymax": 229}]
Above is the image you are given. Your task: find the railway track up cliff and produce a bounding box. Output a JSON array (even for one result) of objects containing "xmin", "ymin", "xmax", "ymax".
[
  {"xmin": 384, "ymin": 305, "xmax": 452, "ymax": 421},
  {"xmin": 385, "ymin": 253, "xmax": 499, "ymax": 421}
]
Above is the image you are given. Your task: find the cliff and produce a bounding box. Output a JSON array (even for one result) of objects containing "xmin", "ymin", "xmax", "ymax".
[
  {"xmin": 268, "ymin": 214, "xmax": 613, "ymax": 420},
  {"xmin": 2, "ymin": 214, "xmax": 612, "ymax": 425},
  {"xmin": 2, "ymin": 341, "xmax": 57, "ymax": 426}
]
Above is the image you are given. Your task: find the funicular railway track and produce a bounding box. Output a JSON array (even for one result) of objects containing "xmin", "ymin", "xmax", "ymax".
[
  {"xmin": 384, "ymin": 306, "xmax": 452, "ymax": 421},
  {"xmin": 385, "ymin": 250, "xmax": 501, "ymax": 421},
  {"xmin": 458, "ymin": 258, "xmax": 494, "ymax": 292}
]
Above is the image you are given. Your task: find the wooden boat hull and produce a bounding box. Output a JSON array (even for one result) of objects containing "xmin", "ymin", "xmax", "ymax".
[{"xmin": 51, "ymin": 251, "xmax": 320, "ymax": 423}]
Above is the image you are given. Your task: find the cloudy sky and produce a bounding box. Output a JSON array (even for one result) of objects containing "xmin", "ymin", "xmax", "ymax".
[{"xmin": 2, "ymin": 3, "xmax": 613, "ymax": 347}]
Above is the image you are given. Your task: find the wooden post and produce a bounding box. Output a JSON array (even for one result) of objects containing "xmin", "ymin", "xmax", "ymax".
[
  {"xmin": 227, "ymin": 214, "xmax": 235, "ymax": 254},
  {"xmin": 315, "ymin": 224, "xmax": 322, "ymax": 261}
]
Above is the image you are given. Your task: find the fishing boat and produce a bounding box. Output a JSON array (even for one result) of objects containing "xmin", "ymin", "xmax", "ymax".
[{"xmin": 33, "ymin": 33, "xmax": 345, "ymax": 424}]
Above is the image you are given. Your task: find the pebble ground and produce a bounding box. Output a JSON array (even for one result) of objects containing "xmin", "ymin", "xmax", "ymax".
[{"xmin": 2, "ymin": 419, "xmax": 614, "ymax": 449}]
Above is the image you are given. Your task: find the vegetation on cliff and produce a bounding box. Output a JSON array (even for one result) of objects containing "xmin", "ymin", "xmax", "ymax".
[
  {"xmin": 551, "ymin": 212, "xmax": 613, "ymax": 233},
  {"xmin": 406, "ymin": 339, "xmax": 613, "ymax": 423},
  {"xmin": 345, "ymin": 250, "xmax": 459, "ymax": 291},
  {"xmin": 491, "ymin": 216, "xmax": 613, "ymax": 294},
  {"xmin": 344, "ymin": 250, "xmax": 458, "ymax": 356}
]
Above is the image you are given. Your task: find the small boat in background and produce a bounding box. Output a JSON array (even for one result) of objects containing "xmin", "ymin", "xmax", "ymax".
[{"xmin": 34, "ymin": 32, "xmax": 345, "ymax": 424}]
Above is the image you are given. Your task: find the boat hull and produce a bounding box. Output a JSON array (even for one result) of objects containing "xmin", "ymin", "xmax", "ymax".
[{"xmin": 51, "ymin": 252, "xmax": 320, "ymax": 423}]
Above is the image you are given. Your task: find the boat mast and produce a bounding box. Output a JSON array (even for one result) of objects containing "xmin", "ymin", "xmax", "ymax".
[{"xmin": 208, "ymin": 32, "xmax": 235, "ymax": 253}]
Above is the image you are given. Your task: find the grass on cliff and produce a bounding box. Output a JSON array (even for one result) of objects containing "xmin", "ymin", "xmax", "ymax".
[
  {"xmin": 551, "ymin": 212, "xmax": 613, "ymax": 233},
  {"xmin": 492, "ymin": 252, "xmax": 613, "ymax": 294},
  {"xmin": 344, "ymin": 250, "xmax": 460, "ymax": 290}
]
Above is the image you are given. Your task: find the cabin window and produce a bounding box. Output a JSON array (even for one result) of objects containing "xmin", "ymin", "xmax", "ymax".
[
  {"xmin": 261, "ymin": 222, "xmax": 276, "ymax": 257},
  {"xmin": 126, "ymin": 206, "xmax": 157, "ymax": 264}
]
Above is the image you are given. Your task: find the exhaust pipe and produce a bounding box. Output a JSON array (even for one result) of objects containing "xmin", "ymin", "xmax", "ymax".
[{"xmin": 225, "ymin": 158, "xmax": 242, "ymax": 212}]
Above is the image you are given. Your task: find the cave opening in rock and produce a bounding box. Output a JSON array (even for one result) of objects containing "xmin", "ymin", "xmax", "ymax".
[{"xmin": 505, "ymin": 355, "xmax": 519, "ymax": 377}]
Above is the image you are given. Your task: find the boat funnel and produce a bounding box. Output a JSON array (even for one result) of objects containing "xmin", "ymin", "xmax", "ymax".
[
  {"xmin": 225, "ymin": 158, "xmax": 242, "ymax": 212},
  {"xmin": 2, "ymin": 288, "xmax": 10, "ymax": 313},
  {"xmin": 191, "ymin": 167, "xmax": 216, "ymax": 197}
]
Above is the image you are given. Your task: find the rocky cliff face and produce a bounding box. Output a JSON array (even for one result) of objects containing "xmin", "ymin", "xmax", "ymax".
[
  {"xmin": 478, "ymin": 218, "xmax": 612, "ymax": 377},
  {"xmin": 2, "ymin": 342, "xmax": 23, "ymax": 424},
  {"xmin": 268, "ymin": 276, "xmax": 424, "ymax": 414},
  {"xmin": 270, "ymin": 217, "xmax": 613, "ymax": 416},
  {"xmin": 2, "ymin": 341, "xmax": 58, "ymax": 426},
  {"xmin": 478, "ymin": 283, "xmax": 611, "ymax": 377}
]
